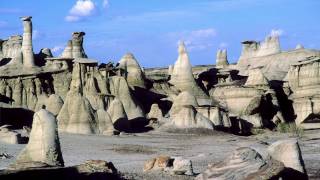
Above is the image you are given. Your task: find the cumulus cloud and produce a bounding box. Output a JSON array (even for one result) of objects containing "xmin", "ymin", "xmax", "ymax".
[
  {"xmin": 32, "ymin": 30, "xmax": 46, "ymax": 40},
  {"xmin": 270, "ymin": 29, "xmax": 284, "ymax": 37},
  {"xmin": 219, "ymin": 42, "xmax": 228, "ymax": 48},
  {"xmin": 51, "ymin": 45, "xmax": 64, "ymax": 54},
  {"xmin": 172, "ymin": 28, "xmax": 217, "ymax": 51},
  {"xmin": 65, "ymin": 0, "xmax": 97, "ymax": 22}
]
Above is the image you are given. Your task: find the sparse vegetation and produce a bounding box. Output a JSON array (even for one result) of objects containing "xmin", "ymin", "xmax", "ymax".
[{"xmin": 276, "ymin": 122, "xmax": 304, "ymax": 138}]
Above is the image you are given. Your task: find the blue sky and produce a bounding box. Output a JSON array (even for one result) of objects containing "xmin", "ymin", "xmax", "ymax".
[{"xmin": 1, "ymin": 0, "xmax": 320, "ymax": 68}]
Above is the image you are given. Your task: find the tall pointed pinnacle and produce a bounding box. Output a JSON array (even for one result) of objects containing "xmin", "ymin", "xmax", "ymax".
[
  {"xmin": 216, "ymin": 49, "xmax": 229, "ymax": 68},
  {"xmin": 20, "ymin": 16, "xmax": 35, "ymax": 67},
  {"xmin": 178, "ymin": 41, "xmax": 187, "ymax": 55}
]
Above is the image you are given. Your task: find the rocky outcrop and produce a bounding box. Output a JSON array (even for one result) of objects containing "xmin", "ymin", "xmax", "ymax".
[
  {"xmin": 118, "ymin": 53, "xmax": 146, "ymax": 88},
  {"xmin": 197, "ymin": 139, "xmax": 307, "ymax": 180},
  {"xmin": 196, "ymin": 147, "xmax": 285, "ymax": 180},
  {"xmin": 239, "ymin": 35, "xmax": 280, "ymax": 63},
  {"xmin": 21, "ymin": 16, "xmax": 35, "ymax": 67},
  {"xmin": 0, "ymin": 125, "xmax": 24, "ymax": 144},
  {"xmin": 61, "ymin": 32, "xmax": 87, "ymax": 58},
  {"xmin": 244, "ymin": 67, "xmax": 269, "ymax": 87},
  {"xmin": 216, "ymin": 49, "xmax": 229, "ymax": 68},
  {"xmin": 15, "ymin": 109, "xmax": 64, "ymax": 167},
  {"xmin": 284, "ymin": 56, "xmax": 320, "ymax": 129},
  {"xmin": 169, "ymin": 42, "xmax": 209, "ymax": 105},
  {"xmin": 169, "ymin": 91, "xmax": 214, "ymax": 129},
  {"xmin": 267, "ymin": 139, "xmax": 306, "ymax": 174}
]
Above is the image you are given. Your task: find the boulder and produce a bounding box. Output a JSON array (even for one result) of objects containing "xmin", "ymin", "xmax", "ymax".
[
  {"xmin": 172, "ymin": 157, "xmax": 194, "ymax": 175},
  {"xmin": 15, "ymin": 109, "xmax": 64, "ymax": 167},
  {"xmin": 267, "ymin": 139, "xmax": 306, "ymax": 174},
  {"xmin": 196, "ymin": 147, "xmax": 285, "ymax": 180}
]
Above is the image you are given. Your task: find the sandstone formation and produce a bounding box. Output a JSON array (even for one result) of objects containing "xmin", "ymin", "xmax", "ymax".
[
  {"xmin": 169, "ymin": 91, "xmax": 214, "ymax": 129},
  {"xmin": 15, "ymin": 109, "xmax": 64, "ymax": 167},
  {"xmin": 169, "ymin": 41, "xmax": 210, "ymax": 105},
  {"xmin": 20, "ymin": 16, "xmax": 35, "ymax": 68},
  {"xmin": 196, "ymin": 147, "xmax": 285, "ymax": 180},
  {"xmin": 0, "ymin": 125, "xmax": 23, "ymax": 144},
  {"xmin": 284, "ymin": 56, "xmax": 320, "ymax": 129},
  {"xmin": 1, "ymin": 16, "xmax": 320, "ymax": 138},
  {"xmin": 118, "ymin": 53, "xmax": 146, "ymax": 88},
  {"xmin": 197, "ymin": 139, "xmax": 307, "ymax": 180},
  {"xmin": 267, "ymin": 139, "xmax": 306, "ymax": 174},
  {"xmin": 61, "ymin": 32, "xmax": 87, "ymax": 58},
  {"xmin": 216, "ymin": 49, "xmax": 229, "ymax": 68}
]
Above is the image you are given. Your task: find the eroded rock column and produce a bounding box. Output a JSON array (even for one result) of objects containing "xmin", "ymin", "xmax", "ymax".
[{"xmin": 20, "ymin": 16, "xmax": 35, "ymax": 67}]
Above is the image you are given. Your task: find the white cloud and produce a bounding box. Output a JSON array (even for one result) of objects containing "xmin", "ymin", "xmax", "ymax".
[
  {"xmin": 219, "ymin": 42, "xmax": 228, "ymax": 48},
  {"xmin": 171, "ymin": 28, "xmax": 217, "ymax": 51},
  {"xmin": 102, "ymin": 0, "xmax": 109, "ymax": 8},
  {"xmin": 270, "ymin": 29, "xmax": 284, "ymax": 37},
  {"xmin": 51, "ymin": 45, "xmax": 64, "ymax": 53},
  {"xmin": 65, "ymin": 0, "xmax": 97, "ymax": 22}
]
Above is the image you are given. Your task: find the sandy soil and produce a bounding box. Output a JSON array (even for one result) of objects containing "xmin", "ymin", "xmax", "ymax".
[{"xmin": 1, "ymin": 129, "xmax": 319, "ymax": 179}]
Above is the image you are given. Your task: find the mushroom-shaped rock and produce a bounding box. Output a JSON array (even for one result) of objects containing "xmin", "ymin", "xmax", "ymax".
[
  {"xmin": 118, "ymin": 53, "xmax": 146, "ymax": 88},
  {"xmin": 15, "ymin": 109, "xmax": 64, "ymax": 167}
]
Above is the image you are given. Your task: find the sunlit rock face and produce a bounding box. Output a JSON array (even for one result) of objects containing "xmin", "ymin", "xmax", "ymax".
[
  {"xmin": 15, "ymin": 109, "xmax": 64, "ymax": 167},
  {"xmin": 118, "ymin": 53, "xmax": 146, "ymax": 89},
  {"xmin": 169, "ymin": 42, "xmax": 210, "ymax": 105},
  {"xmin": 215, "ymin": 49, "xmax": 229, "ymax": 69},
  {"xmin": 61, "ymin": 32, "xmax": 87, "ymax": 59},
  {"xmin": 284, "ymin": 56, "xmax": 320, "ymax": 129},
  {"xmin": 236, "ymin": 34, "xmax": 320, "ymax": 81}
]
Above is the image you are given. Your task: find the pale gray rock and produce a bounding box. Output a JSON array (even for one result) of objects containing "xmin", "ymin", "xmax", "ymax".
[
  {"xmin": 169, "ymin": 41, "xmax": 209, "ymax": 103},
  {"xmin": 109, "ymin": 76, "xmax": 145, "ymax": 120},
  {"xmin": 267, "ymin": 139, "xmax": 306, "ymax": 174},
  {"xmin": 216, "ymin": 49, "xmax": 229, "ymax": 68},
  {"xmin": 147, "ymin": 103, "xmax": 163, "ymax": 120},
  {"xmin": 15, "ymin": 109, "xmax": 64, "ymax": 167},
  {"xmin": 0, "ymin": 125, "xmax": 23, "ymax": 144},
  {"xmin": 196, "ymin": 147, "xmax": 285, "ymax": 180},
  {"xmin": 169, "ymin": 91, "xmax": 214, "ymax": 129},
  {"xmin": 20, "ymin": 16, "xmax": 35, "ymax": 67},
  {"xmin": 172, "ymin": 157, "xmax": 194, "ymax": 175},
  {"xmin": 118, "ymin": 53, "xmax": 146, "ymax": 88}
]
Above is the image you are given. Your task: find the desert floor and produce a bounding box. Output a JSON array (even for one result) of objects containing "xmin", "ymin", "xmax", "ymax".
[{"xmin": 1, "ymin": 129, "xmax": 319, "ymax": 179}]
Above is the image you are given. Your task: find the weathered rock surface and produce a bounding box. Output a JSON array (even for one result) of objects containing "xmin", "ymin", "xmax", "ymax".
[
  {"xmin": 196, "ymin": 147, "xmax": 285, "ymax": 180},
  {"xmin": 15, "ymin": 109, "xmax": 64, "ymax": 167},
  {"xmin": 118, "ymin": 53, "xmax": 146, "ymax": 88},
  {"xmin": 169, "ymin": 42, "xmax": 209, "ymax": 104},
  {"xmin": 143, "ymin": 155, "xmax": 194, "ymax": 176}
]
